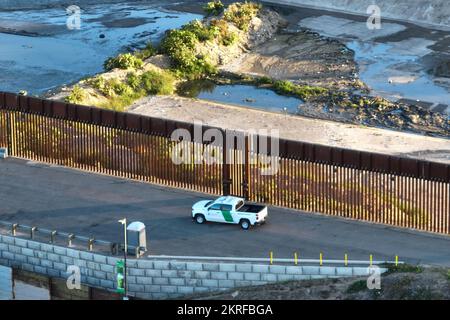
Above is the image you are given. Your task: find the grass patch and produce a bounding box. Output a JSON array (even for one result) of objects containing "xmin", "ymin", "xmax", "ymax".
[
  {"xmin": 104, "ymin": 53, "xmax": 144, "ymax": 71},
  {"xmin": 272, "ymin": 80, "xmax": 329, "ymax": 100},
  {"xmin": 346, "ymin": 280, "xmax": 367, "ymax": 294},
  {"xmin": 65, "ymin": 85, "xmax": 86, "ymax": 104}
]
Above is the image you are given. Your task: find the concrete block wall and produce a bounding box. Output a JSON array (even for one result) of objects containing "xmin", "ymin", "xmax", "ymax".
[{"xmin": 0, "ymin": 234, "xmax": 381, "ymax": 299}]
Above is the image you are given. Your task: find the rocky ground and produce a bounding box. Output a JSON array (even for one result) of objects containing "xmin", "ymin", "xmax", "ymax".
[{"xmin": 184, "ymin": 265, "xmax": 450, "ymax": 300}]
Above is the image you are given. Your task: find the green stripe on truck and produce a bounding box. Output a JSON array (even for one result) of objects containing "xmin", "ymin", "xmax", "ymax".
[{"xmin": 221, "ymin": 210, "xmax": 234, "ymax": 222}]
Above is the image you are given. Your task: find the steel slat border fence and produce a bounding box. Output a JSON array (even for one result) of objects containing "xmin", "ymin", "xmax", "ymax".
[{"xmin": 0, "ymin": 92, "xmax": 449, "ymax": 235}]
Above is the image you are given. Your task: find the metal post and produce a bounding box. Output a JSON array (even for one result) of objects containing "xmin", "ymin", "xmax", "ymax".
[
  {"xmin": 30, "ymin": 227, "xmax": 36, "ymax": 239},
  {"xmin": 50, "ymin": 231, "xmax": 57, "ymax": 244},
  {"xmin": 118, "ymin": 218, "xmax": 128, "ymax": 299},
  {"xmin": 123, "ymin": 219, "xmax": 128, "ymax": 298},
  {"xmin": 68, "ymin": 234, "xmax": 74, "ymax": 247}
]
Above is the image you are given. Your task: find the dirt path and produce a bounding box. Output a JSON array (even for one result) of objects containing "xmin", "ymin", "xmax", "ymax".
[{"xmin": 129, "ymin": 95, "xmax": 450, "ymax": 164}]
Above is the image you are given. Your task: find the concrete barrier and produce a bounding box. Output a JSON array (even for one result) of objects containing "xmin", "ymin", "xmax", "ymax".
[
  {"xmin": 0, "ymin": 234, "xmax": 386, "ymax": 299},
  {"xmin": 264, "ymin": 0, "xmax": 450, "ymax": 28}
]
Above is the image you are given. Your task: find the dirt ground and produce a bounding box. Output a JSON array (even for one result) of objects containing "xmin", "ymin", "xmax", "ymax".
[
  {"xmin": 129, "ymin": 94, "xmax": 450, "ymax": 164},
  {"xmin": 185, "ymin": 266, "xmax": 450, "ymax": 300},
  {"xmin": 223, "ymin": 30, "xmax": 360, "ymax": 91}
]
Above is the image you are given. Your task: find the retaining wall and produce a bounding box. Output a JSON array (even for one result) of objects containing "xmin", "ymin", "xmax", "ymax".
[{"xmin": 0, "ymin": 234, "xmax": 380, "ymax": 299}]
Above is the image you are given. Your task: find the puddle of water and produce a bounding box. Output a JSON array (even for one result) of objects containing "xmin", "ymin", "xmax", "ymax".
[
  {"xmin": 348, "ymin": 40, "xmax": 450, "ymax": 105},
  {"xmin": 178, "ymin": 80, "xmax": 304, "ymax": 114},
  {"xmin": 0, "ymin": 3, "xmax": 202, "ymax": 95}
]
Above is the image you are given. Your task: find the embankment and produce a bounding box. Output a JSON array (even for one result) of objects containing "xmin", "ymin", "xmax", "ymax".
[{"xmin": 263, "ymin": 0, "xmax": 450, "ymax": 28}]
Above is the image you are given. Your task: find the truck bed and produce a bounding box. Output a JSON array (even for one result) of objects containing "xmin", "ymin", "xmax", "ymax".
[{"xmin": 237, "ymin": 204, "xmax": 266, "ymax": 213}]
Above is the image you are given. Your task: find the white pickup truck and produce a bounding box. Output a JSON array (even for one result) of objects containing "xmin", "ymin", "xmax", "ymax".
[{"xmin": 192, "ymin": 196, "xmax": 268, "ymax": 230}]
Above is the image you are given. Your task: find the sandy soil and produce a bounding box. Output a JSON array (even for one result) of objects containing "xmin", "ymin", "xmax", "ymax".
[{"xmin": 129, "ymin": 95, "xmax": 450, "ymax": 164}]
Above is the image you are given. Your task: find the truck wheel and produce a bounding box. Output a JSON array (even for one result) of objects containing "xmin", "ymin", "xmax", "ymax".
[
  {"xmin": 239, "ymin": 219, "xmax": 250, "ymax": 230},
  {"xmin": 195, "ymin": 214, "xmax": 206, "ymax": 224}
]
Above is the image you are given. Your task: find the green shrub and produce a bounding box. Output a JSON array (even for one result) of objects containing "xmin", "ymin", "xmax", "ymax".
[
  {"xmin": 65, "ymin": 85, "xmax": 86, "ymax": 104},
  {"xmin": 161, "ymin": 29, "xmax": 217, "ymax": 79},
  {"xmin": 104, "ymin": 53, "xmax": 144, "ymax": 71},
  {"xmin": 210, "ymin": 18, "xmax": 238, "ymax": 46},
  {"xmin": 182, "ymin": 20, "xmax": 219, "ymax": 42},
  {"xmin": 223, "ymin": 1, "xmax": 261, "ymax": 31},
  {"xmin": 134, "ymin": 43, "xmax": 157, "ymax": 60},
  {"xmin": 139, "ymin": 70, "xmax": 176, "ymax": 95},
  {"xmin": 126, "ymin": 72, "xmax": 143, "ymax": 91},
  {"xmin": 87, "ymin": 76, "xmax": 132, "ymax": 97},
  {"xmin": 203, "ymin": 0, "xmax": 225, "ymax": 16}
]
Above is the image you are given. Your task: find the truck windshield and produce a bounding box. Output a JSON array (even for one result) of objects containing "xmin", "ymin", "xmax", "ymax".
[{"xmin": 235, "ymin": 201, "xmax": 244, "ymax": 211}]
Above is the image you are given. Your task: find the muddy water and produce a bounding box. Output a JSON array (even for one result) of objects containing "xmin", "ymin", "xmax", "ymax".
[
  {"xmin": 347, "ymin": 40, "xmax": 450, "ymax": 106},
  {"xmin": 0, "ymin": 3, "xmax": 202, "ymax": 95},
  {"xmin": 178, "ymin": 80, "xmax": 304, "ymax": 114},
  {"xmin": 297, "ymin": 14, "xmax": 450, "ymax": 111}
]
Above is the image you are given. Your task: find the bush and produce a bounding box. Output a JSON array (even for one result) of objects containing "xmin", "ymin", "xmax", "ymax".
[
  {"xmin": 182, "ymin": 20, "xmax": 219, "ymax": 42},
  {"xmin": 161, "ymin": 29, "xmax": 217, "ymax": 79},
  {"xmin": 210, "ymin": 18, "xmax": 238, "ymax": 46},
  {"xmin": 223, "ymin": 1, "xmax": 261, "ymax": 31},
  {"xmin": 134, "ymin": 43, "xmax": 157, "ymax": 60},
  {"xmin": 104, "ymin": 53, "xmax": 144, "ymax": 71},
  {"xmin": 126, "ymin": 70, "xmax": 176, "ymax": 95},
  {"xmin": 86, "ymin": 76, "xmax": 132, "ymax": 97},
  {"xmin": 126, "ymin": 72, "xmax": 143, "ymax": 91},
  {"xmin": 139, "ymin": 70, "xmax": 176, "ymax": 95},
  {"xmin": 203, "ymin": 0, "xmax": 225, "ymax": 16},
  {"xmin": 65, "ymin": 85, "xmax": 86, "ymax": 104}
]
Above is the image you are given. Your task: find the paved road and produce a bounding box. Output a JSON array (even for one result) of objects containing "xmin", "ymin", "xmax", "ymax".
[{"xmin": 1, "ymin": 158, "xmax": 450, "ymax": 266}]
